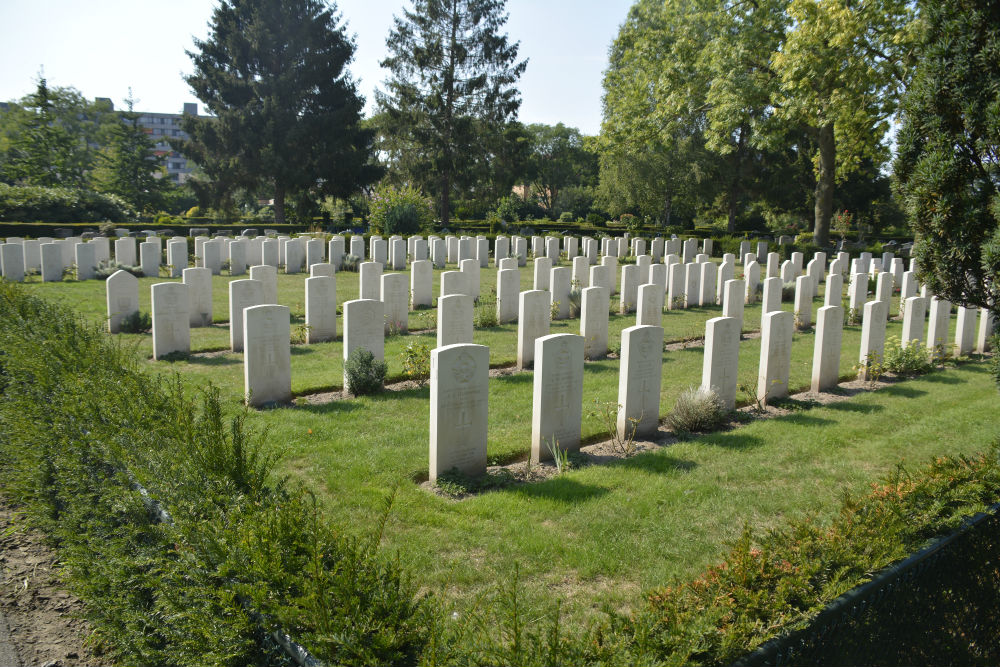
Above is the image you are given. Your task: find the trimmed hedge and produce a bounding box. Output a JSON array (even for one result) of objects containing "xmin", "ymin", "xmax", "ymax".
[
  {"xmin": 0, "ymin": 184, "xmax": 136, "ymax": 223},
  {"xmin": 0, "ymin": 282, "xmax": 429, "ymax": 666}
]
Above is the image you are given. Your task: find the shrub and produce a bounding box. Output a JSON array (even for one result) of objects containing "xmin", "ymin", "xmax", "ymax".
[
  {"xmin": 95, "ymin": 260, "xmax": 144, "ymax": 280},
  {"xmin": 474, "ymin": 292, "xmax": 499, "ymax": 328},
  {"xmin": 666, "ymin": 387, "xmax": 728, "ymax": 433},
  {"xmin": 344, "ymin": 347, "xmax": 388, "ymax": 396},
  {"xmin": 340, "ymin": 252, "xmax": 360, "ymax": 272},
  {"xmin": 495, "ymin": 194, "xmax": 521, "ymax": 223},
  {"xmin": 400, "ymin": 341, "xmax": 431, "ymax": 384},
  {"xmin": 0, "ymin": 183, "xmax": 136, "ymax": 222},
  {"xmin": 369, "ymin": 184, "xmax": 433, "ymax": 235},
  {"xmin": 883, "ymin": 336, "xmax": 933, "ymax": 375},
  {"xmin": 558, "ymin": 211, "xmax": 574, "ymax": 222},
  {"xmin": 586, "ymin": 212, "xmax": 605, "ymax": 226},
  {"xmin": 781, "ymin": 280, "xmax": 797, "ymax": 301},
  {"xmin": 118, "ymin": 310, "xmax": 152, "ymax": 334}
]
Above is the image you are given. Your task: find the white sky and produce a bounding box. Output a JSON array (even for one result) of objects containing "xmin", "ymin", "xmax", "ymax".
[{"xmin": 0, "ymin": 0, "xmax": 634, "ymax": 135}]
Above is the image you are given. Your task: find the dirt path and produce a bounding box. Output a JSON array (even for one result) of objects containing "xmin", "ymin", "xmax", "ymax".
[{"xmin": 0, "ymin": 501, "xmax": 105, "ymax": 666}]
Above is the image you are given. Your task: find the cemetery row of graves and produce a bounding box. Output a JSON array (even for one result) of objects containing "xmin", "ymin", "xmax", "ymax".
[{"xmin": 2, "ymin": 229, "xmax": 997, "ymax": 659}]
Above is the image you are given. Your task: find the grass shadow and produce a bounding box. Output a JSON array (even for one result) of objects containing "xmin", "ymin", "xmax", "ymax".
[
  {"xmin": 825, "ymin": 402, "xmax": 886, "ymax": 414},
  {"xmin": 694, "ymin": 431, "xmax": 767, "ymax": 451},
  {"xmin": 617, "ymin": 451, "xmax": 699, "ymax": 475},
  {"xmin": 185, "ymin": 354, "xmax": 242, "ymax": 367},
  {"xmin": 509, "ymin": 476, "xmax": 610, "ymax": 503},
  {"xmin": 877, "ymin": 385, "xmax": 928, "ymax": 399},
  {"xmin": 778, "ymin": 412, "xmax": 838, "ymax": 427},
  {"xmin": 920, "ymin": 372, "xmax": 965, "ymax": 385}
]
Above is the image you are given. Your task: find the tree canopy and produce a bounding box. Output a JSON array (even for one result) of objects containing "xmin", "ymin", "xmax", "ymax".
[
  {"xmin": 376, "ymin": 0, "xmax": 527, "ymax": 225},
  {"xmin": 181, "ymin": 0, "xmax": 380, "ymax": 223}
]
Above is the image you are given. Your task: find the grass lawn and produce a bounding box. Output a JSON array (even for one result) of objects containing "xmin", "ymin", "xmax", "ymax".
[{"xmin": 19, "ymin": 257, "xmax": 989, "ymax": 630}]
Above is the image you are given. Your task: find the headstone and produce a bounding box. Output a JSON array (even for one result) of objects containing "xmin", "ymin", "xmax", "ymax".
[
  {"xmin": 106, "ymin": 269, "xmax": 139, "ymax": 333},
  {"xmin": 744, "ymin": 261, "xmax": 761, "ymax": 304},
  {"xmin": 139, "ymin": 241, "xmax": 160, "ymax": 277},
  {"xmin": 649, "ymin": 263, "xmax": 667, "ymax": 294},
  {"xmin": 431, "ymin": 238, "xmax": 446, "ymax": 268},
  {"xmin": 636, "ymin": 254, "xmax": 651, "ymax": 284},
  {"xmin": 794, "ymin": 275, "xmax": 812, "ymax": 328},
  {"xmin": 684, "ymin": 263, "xmax": 700, "ymax": 308},
  {"xmin": 722, "ymin": 279, "xmax": 744, "ymax": 326},
  {"xmin": 411, "ymin": 259, "xmax": 433, "ymax": 308},
  {"xmin": 75, "ymin": 242, "xmax": 97, "ymax": 281},
  {"xmin": 927, "ymin": 297, "xmax": 951, "ymax": 352},
  {"xmin": 739, "ymin": 241, "xmax": 751, "ymax": 262},
  {"xmin": 859, "ymin": 300, "xmax": 889, "ymax": 379},
  {"xmin": 632, "ymin": 238, "xmax": 646, "ymax": 257},
  {"xmin": 756, "ymin": 241, "xmax": 768, "ymax": 261},
  {"xmin": 513, "ymin": 237, "xmax": 527, "ymax": 266},
  {"xmin": 701, "ymin": 316, "xmax": 740, "ymax": 410},
  {"xmin": 115, "ymin": 237, "xmax": 136, "ymax": 266},
  {"xmin": 310, "ymin": 263, "xmax": 334, "ymax": 278},
  {"xmin": 390, "ymin": 238, "xmax": 406, "ymax": 270},
  {"xmin": 757, "ymin": 310, "xmax": 794, "ymax": 405},
  {"xmin": 533, "ymin": 256, "xmax": 552, "ymax": 291},
  {"xmin": 848, "ymin": 273, "xmax": 867, "ymax": 314},
  {"xmin": 0, "ymin": 243, "xmax": 25, "ymax": 282},
  {"xmin": 761, "ymin": 276, "xmax": 782, "ymax": 314},
  {"xmin": 349, "ymin": 235, "xmax": 365, "ymax": 260},
  {"xmin": 494, "ymin": 236, "xmax": 509, "ymax": 266},
  {"xmin": 381, "ymin": 273, "xmax": 409, "ymax": 333},
  {"xmin": 637, "ymin": 283, "xmax": 664, "ymax": 327},
  {"xmin": 305, "ymin": 275, "xmax": 336, "ymax": 343},
  {"xmin": 617, "ymin": 325, "xmax": 664, "ymax": 439},
  {"xmin": 780, "ymin": 259, "xmax": 795, "ymax": 283},
  {"xmin": 651, "ymin": 238, "xmax": 664, "ymax": 262},
  {"xmin": 203, "ymin": 239, "xmax": 223, "ymax": 275},
  {"xmin": 766, "ymin": 252, "xmax": 780, "ymax": 279},
  {"xmin": 601, "ymin": 256, "xmax": 618, "ymax": 294},
  {"xmin": 901, "ymin": 296, "xmax": 927, "ymax": 346},
  {"xmin": 703, "ymin": 238, "xmax": 714, "ymax": 256},
  {"xmin": 811, "ymin": 305, "xmax": 844, "ymax": 392},
  {"xmin": 517, "ymin": 290, "xmax": 550, "ymax": 369},
  {"xmin": 22, "ymin": 239, "xmax": 41, "ymax": 272},
  {"xmin": 545, "ymin": 236, "xmax": 561, "ymax": 263},
  {"xmin": 667, "ymin": 262, "xmax": 686, "ymax": 310},
  {"xmin": 717, "ymin": 259, "xmax": 735, "ymax": 305},
  {"xmin": 460, "ymin": 258, "xmax": 480, "ymax": 299},
  {"xmin": 699, "ymin": 262, "xmax": 717, "ymax": 306},
  {"xmin": 477, "ymin": 237, "xmax": 490, "ymax": 268},
  {"xmin": 620, "ymin": 264, "xmax": 640, "ymax": 314},
  {"xmin": 825, "ymin": 272, "xmax": 843, "ymax": 307},
  {"xmin": 40, "ymin": 243, "xmax": 63, "ymax": 282},
  {"xmin": 329, "ymin": 236, "xmax": 345, "ymax": 269},
  {"xmin": 447, "ymin": 236, "xmax": 459, "ymax": 264},
  {"xmin": 458, "ymin": 237, "xmax": 473, "ymax": 263},
  {"xmin": 531, "ymin": 333, "xmax": 585, "ymax": 463},
  {"xmin": 440, "ymin": 270, "xmax": 467, "ymax": 297},
  {"xmin": 437, "ymin": 294, "xmax": 473, "ymax": 348},
  {"xmin": 184, "ymin": 268, "xmax": 214, "ymax": 327},
  {"xmin": 499, "ymin": 257, "xmax": 518, "ymax": 272},
  {"xmin": 243, "ymin": 305, "xmax": 291, "ymax": 407},
  {"xmin": 976, "ymin": 309, "xmax": 994, "ymax": 354},
  {"xmin": 166, "ymin": 239, "xmax": 187, "ymax": 277},
  {"xmin": 580, "ymin": 286, "xmax": 609, "ymax": 359},
  {"xmin": 226, "ymin": 239, "xmax": 246, "ymax": 276},
  {"xmin": 497, "ymin": 268, "xmax": 520, "ymax": 323},
  {"xmin": 429, "ymin": 343, "xmax": 489, "ymax": 482},
  {"xmin": 572, "ymin": 256, "xmax": 590, "ymax": 288},
  {"xmin": 247, "ymin": 237, "xmax": 264, "ymax": 266},
  {"xmin": 371, "ymin": 238, "xmax": 388, "ymax": 266},
  {"xmin": 955, "ymin": 306, "xmax": 977, "ymax": 356},
  {"xmin": 359, "ymin": 261, "xmax": 382, "ymax": 300},
  {"xmin": 306, "ymin": 238, "xmax": 324, "ymax": 268},
  {"xmin": 683, "ymin": 238, "xmax": 698, "ymax": 264},
  {"xmin": 342, "ymin": 298, "xmax": 385, "ymax": 388},
  {"xmin": 151, "ymin": 282, "xmax": 190, "ymax": 360},
  {"xmin": 548, "ymin": 266, "xmax": 571, "ymax": 320},
  {"xmin": 284, "ymin": 238, "xmax": 304, "ymax": 274},
  {"xmin": 249, "ymin": 264, "xmax": 278, "ymax": 305},
  {"xmin": 875, "ymin": 272, "xmax": 893, "ymax": 310},
  {"xmin": 229, "ymin": 278, "xmax": 265, "ymax": 351}
]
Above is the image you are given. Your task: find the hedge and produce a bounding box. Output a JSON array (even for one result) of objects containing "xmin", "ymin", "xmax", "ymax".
[{"xmin": 0, "ymin": 184, "xmax": 136, "ymax": 223}]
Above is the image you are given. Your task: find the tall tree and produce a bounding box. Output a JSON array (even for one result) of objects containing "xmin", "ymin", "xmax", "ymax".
[
  {"xmin": 895, "ymin": 0, "xmax": 1000, "ymax": 313},
  {"xmin": 377, "ymin": 0, "xmax": 527, "ymax": 225},
  {"xmin": 523, "ymin": 123, "xmax": 595, "ymax": 214},
  {"xmin": 771, "ymin": 0, "xmax": 913, "ymax": 246},
  {"xmin": 93, "ymin": 91, "xmax": 170, "ymax": 213},
  {"xmin": 181, "ymin": 0, "xmax": 380, "ymax": 223}
]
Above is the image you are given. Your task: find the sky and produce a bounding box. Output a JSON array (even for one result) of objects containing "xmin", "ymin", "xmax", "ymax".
[{"xmin": 0, "ymin": 0, "xmax": 634, "ymax": 136}]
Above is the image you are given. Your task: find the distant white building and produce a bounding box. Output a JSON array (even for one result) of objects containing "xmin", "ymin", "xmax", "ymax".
[{"xmin": 97, "ymin": 99, "xmax": 202, "ymax": 184}]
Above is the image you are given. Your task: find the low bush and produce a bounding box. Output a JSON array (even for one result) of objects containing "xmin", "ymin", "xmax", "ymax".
[
  {"xmin": 883, "ymin": 335, "xmax": 933, "ymax": 375},
  {"xmin": 344, "ymin": 346, "xmax": 388, "ymax": 395},
  {"xmin": 666, "ymin": 387, "xmax": 728, "ymax": 433},
  {"xmin": 0, "ymin": 183, "xmax": 136, "ymax": 222},
  {"xmin": 117, "ymin": 310, "xmax": 151, "ymax": 334},
  {"xmin": 369, "ymin": 184, "xmax": 434, "ymax": 235},
  {"xmin": 400, "ymin": 341, "xmax": 431, "ymax": 384}
]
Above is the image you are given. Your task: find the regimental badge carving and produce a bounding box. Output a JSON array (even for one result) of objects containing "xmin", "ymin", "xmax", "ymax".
[{"xmin": 452, "ymin": 350, "xmax": 476, "ymax": 385}]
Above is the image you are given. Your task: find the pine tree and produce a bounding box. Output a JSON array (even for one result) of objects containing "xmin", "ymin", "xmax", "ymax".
[
  {"xmin": 94, "ymin": 92, "xmax": 169, "ymax": 214},
  {"xmin": 180, "ymin": 0, "xmax": 380, "ymax": 223},
  {"xmin": 377, "ymin": 0, "xmax": 527, "ymax": 225}
]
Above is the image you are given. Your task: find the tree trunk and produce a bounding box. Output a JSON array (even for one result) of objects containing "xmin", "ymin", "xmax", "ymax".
[
  {"xmin": 728, "ymin": 126, "xmax": 747, "ymax": 234},
  {"xmin": 663, "ymin": 191, "xmax": 672, "ymax": 228},
  {"xmin": 274, "ymin": 185, "xmax": 285, "ymax": 225},
  {"xmin": 813, "ymin": 122, "xmax": 835, "ymax": 247},
  {"xmin": 440, "ymin": 172, "xmax": 451, "ymax": 227}
]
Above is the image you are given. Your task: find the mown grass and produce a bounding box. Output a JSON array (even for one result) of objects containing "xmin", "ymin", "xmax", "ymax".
[{"xmin": 18, "ymin": 259, "xmax": 983, "ymax": 632}]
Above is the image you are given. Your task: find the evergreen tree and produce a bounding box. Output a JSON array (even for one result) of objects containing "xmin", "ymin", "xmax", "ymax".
[
  {"xmin": 93, "ymin": 92, "xmax": 169, "ymax": 214},
  {"xmin": 895, "ymin": 0, "xmax": 1000, "ymax": 313},
  {"xmin": 377, "ymin": 0, "xmax": 527, "ymax": 225},
  {"xmin": 180, "ymin": 0, "xmax": 380, "ymax": 223}
]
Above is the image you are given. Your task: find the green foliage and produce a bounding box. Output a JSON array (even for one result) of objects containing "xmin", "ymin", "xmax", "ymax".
[
  {"xmin": 558, "ymin": 211, "xmax": 574, "ymax": 222},
  {"xmin": 181, "ymin": 0, "xmax": 381, "ymax": 224},
  {"xmin": 0, "ymin": 183, "xmax": 135, "ymax": 222},
  {"xmin": 400, "ymin": 341, "xmax": 431, "ymax": 384},
  {"xmin": 369, "ymin": 183, "xmax": 434, "ymax": 235},
  {"xmin": 433, "ymin": 467, "xmax": 515, "ymax": 498},
  {"xmin": 474, "ymin": 292, "xmax": 499, "ymax": 328},
  {"xmin": 894, "ymin": 0, "xmax": 1000, "ymax": 316},
  {"xmin": 883, "ymin": 336, "xmax": 933, "ymax": 375},
  {"xmin": 494, "ymin": 194, "xmax": 522, "ymax": 223},
  {"xmin": 0, "ymin": 282, "xmax": 428, "ymax": 665},
  {"xmin": 666, "ymin": 387, "xmax": 728, "ymax": 434},
  {"xmin": 639, "ymin": 447, "xmax": 1000, "ymax": 665},
  {"xmin": 344, "ymin": 347, "xmax": 388, "ymax": 396},
  {"xmin": 523, "ymin": 122, "xmax": 599, "ymax": 215},
  {"xmin": 376, "ymin": 0, "xmax": 527, "ymax": 225},
  {"xmin": 117, "ymin": 310, "xmax": 151, "ymax": 334}
]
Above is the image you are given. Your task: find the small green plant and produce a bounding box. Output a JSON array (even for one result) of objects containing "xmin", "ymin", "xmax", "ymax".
[
  {"xmin": 856, "ymin": 351, "xmax": 886, "ymax": 388},
  {"xmin": 344, "ymin": 347, "xmax": 388, "ymax": 396},
  {"xmin": 667, "ymin": 387, "xmax": 728, "ymax": 434},
  {"xmin": 781, "ymin": 281, "xmax": 796, "ymax": 301},
  {"xmin": 291, "ymin": 322, "xmax": 312, "ymax": 344},
  {"xmin": 550, "ymin": 300, "xmax": 560, "ymax": 321},
  {"xmin": 118, "ymin": 310, "xmax": 151, "ymax": 333},
  {"xmin": 738, "ymin": 372, "xmax": 766, "ymax": 414},
  {"xmin": 545, "ymin": 438, "xmax": 571, "ymax": 475},
  {"xmin": 369, "ymin": 183, "xmax": 434, "ymax": 235},
  {"xmin": 568, "ymin": 284, "xmax": 582, "ymax": 317},
  {"xmin": 434, "ymin": 467, "xmax": 515, "ymax": 498},
  {"xmin": 883, "ymin": 336, "xmax": 933, "ymax": 375},
  {"xmin": 474, "ymin": 292, "xmax": 499, "ymax": 328},
  {"xmin": 400, "ymin": 341, "xmax": 431, "ymax": 385},
  {"xmin": 340, "ymin": 253, "xmax": 360, "ymax": 272},
  {"xmin": 589, "ymin": 399, "xmax": 640, "ymax": 456},
  {"xmin": 846, "ymin": 306, "xmax": 861, "ymax": 326}
]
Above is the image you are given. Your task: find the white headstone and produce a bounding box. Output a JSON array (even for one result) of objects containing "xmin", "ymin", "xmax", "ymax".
[
  {"xmin": 229, "ymin": 239, "xmax": 248, "ymax": 276},
  {"xmin": 757, "ymin": 310, "xmax": 793, "ymax": 405},
  {"xmin": 40, "ymin": 242, "xmax": 63, "ymax": 282},
  {"xmin": 460, "ymin": 258, "xmax": 480, "ymax": 299},
  {"xmin": 601, "ymin": 255, "xmax": 618, "ymax": 294},
  {"xmin": 617, "ymin": 325, "xmax": 663, "ymax": 439},
  {"xmin": 620, "ymin": 264, "xmax": 639, "ymax": 314},
  {"xmin": 572, "ymin": 256, "xmax": 590, "ymax": 288},
  {"xmin": 517, "ymin": 290, "xmax": 550, "ymax": 369},
  {"xmin": 766, "ymin": 252, "xmax": 780, "ymax": 279},
  {"xmin": 106, "ymin": 269, "xmax": 139, "ymax": 333},
  {"xmin": 371, "ymin": 238, "xmax": 388, "ymax": 266},
  {"xmin": 476, "ymin": 237, "xmax": 490, "ymax": 268},
  {"xmin": 329, "ymin": 236, "xmax": 345, "ymax": 269},
  {"xmin": 927, "ymin": 297, "xmax": 951, "ymax": 352},
  {"xmin": 722, "ymin": 279, "xmax": 744, "ymax": 326},
  {"xmin": 342, "ymin": 298, "xmax": 385, "ymax": 388},
  {"xmin": 954, "ymin": 306, "xmax": 977, "ymax": 356},
  {"xmin": 667, "ymin": 262, "xmax": 686, "ymax": 310},
  {"xmin": 115, "ymin": 237, "xmax": 136, "ymax": 266},
  {"xmin": 825, "ymin": 272, "xmax": 843, "ymax": 307},
  {"xmin": 811, "ymin": 305, "xmax": 843, "ymax": 392},
  {"xmin": 494, "ymin": 237, "xmax": 509, "ymax": 266},
  {"xmin": 550, "ymin": 266, "xmax": 572, "ymax": 319},
  {"xmin": 744, "ymin": 261, "xmax": 761, "ymax": 304},
  {"xmin": 22, "ymin": 239, "xmax": 41, "ymax": 272},
  {"xmin": 229, "ymin": 278, "xmax": 265, "ymax": 352},
  {"xmin": 166, "ymin": 239, "xmax": 187, "ymax": 277},
  {"xmin": 717, "ymin": 259, "xmax": 735, "ymax": 305},
  {"xmin": 497, "ymin": 268, "xmax": 520, "ymax": 324},
  {"xmin": 976, "ymin": 309, "xmax": 994, "ymax": 354},
  {"xmin": 139, "ymin": 241, "xmax": 160, "ymax": 278},
  {"xmin": 440, "ymin": 270, "xmax": 467, "ymax": 297},
  {"xmin": 359, "ymin": 261, "xmax": 382, "ymax": 300},
  {"xmin": 151, "ymin": 282, "xmax": 190, "ymax": 360},
  {"xmin": 381, "ymin": 272, "xmax": 409, "ymax": 333},
  {"xmin": 533, "ymin": 256, "xmax": 552, "ymax": 291},
  {"xmin": 0, "ymin": 243, "xmax": 25, "ymax": 282},
  {"xmin": 684, "ymin": 263, "xmax": 700, "ymax": 308},
  {"xmin": 437, "ymin": 294, "xmax": 473, "ymax": 348},
  {"xmin": 761, "ymin": 276, "xmax": 782, "ymax": 315},
  {"xmin": 848, "ymin": 273, "xmax": 867, "ymax": 314},
  {"xmin": 699, "ymin": 262, "xmax": 717, "ymax": 306},
  {"xmin": 431, "ymin": 237, "xmax": 446, "ymax": 268},
  {"xmin": 794, "ymin": 275, "xmax": 812, "ymax": 328},
  {"xmin": 429, "ymin": 343, "xmax": 489, "ymax": 482},
  {"xmin": 580, "ymin": 286, "xmax": 609, "ymax": 360},
  {"xmin": 901, "ymin": 296, "xmax": 926, "ymax": 346},
  {"xmin": 203, "ymin": 239, "xmax": 223, "ymax": 275},
  {"xmin": 531, "ymin": 333, "xmax": 585, "ymax": 463},
  {"xmin": 243, "ymin": 304, "xmax": 291, "ymax": 407},
  {"xmin": 874, "ymin": 272, "xmax": 893, "ymax": 311},
  {"xmin": 411, "ymin": 259, "xmax": 433, "ymax": 309},
  {"xmin": 305, "ymin": 275, "xmax": 336, "ymax": 343},
  {"xmin": 859, "ymin": 300, "xmax": 889, "ymax": 379},
  {"xmin": 701, "ymin": 316, "xmax": 740, "ymax": 409},
  {"xmin": 636, "ymin": 254, "xmax": 651, "ymax": 284},
  {"xmin": 349, "ymin": 235, "xmax": 365, "ymax": 261},
  {"xmin": 75, "ymin": 242, "xmax": 97, "ymax": 281},
  {"xmin": 636, "ymin": 283, "xmax": 663, "ymax": 327}
]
